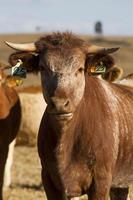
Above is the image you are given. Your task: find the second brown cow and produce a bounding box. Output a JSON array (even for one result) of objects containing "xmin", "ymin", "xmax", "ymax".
[{"xmin": 0, "ymin": 68, "xmax": 21, "ymax": 200}]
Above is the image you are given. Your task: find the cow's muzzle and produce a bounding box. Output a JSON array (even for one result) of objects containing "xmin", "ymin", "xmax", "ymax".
[
  {"xmin": 51, "ymin": 112, "xmax": 73, "ymax": 119},
  {"xmin": 48, "ymin": 97, "xmax": 73, "ymax": 120}
]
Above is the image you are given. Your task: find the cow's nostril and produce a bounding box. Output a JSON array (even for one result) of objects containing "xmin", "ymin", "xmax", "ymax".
[
  {"xmin": 64, "ymin": 100, "xmax": 69, "ymax": 107},
  {"xmin": 50, "ymin": 101, "xmax": 56, "ymax": 108}
]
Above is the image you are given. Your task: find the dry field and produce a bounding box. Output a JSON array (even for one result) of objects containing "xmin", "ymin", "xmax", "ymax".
[
  {"xmin": 4, "ymin": 146, "xmax": 46, "ymax": 200},
  {"xmin": 0, "ymin": 33, "xmax": 133, "ymax": 199}
]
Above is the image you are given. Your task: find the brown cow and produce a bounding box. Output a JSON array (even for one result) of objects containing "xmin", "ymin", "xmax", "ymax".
[
  {"xmin": 0, "ymin": 68, "xmax": 21, "ymax": 200},
  {"xmin": 6, "ymin": 32, "xmax": 133, "ymax": 200}
]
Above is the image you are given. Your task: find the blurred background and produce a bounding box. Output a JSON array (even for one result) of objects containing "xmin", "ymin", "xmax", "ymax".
[
  {"xmin": 0, "ymin": 0, "xmax": 133, "ymax": 199},
  {"xmin": 0, "ymin": 0, "xmax": 133, "ymax": 35}
]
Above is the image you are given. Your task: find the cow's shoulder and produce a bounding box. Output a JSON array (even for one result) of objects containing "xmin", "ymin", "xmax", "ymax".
[{"xmin": 0, "ymin": 85, "xmax": 18, "ymax": 119}]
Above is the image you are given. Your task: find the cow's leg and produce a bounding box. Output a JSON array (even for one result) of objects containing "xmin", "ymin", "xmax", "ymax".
[
  {"xmin": 87, "ymin": 172, "xmax": 112, "ymax": 200},
  {"xmin": 4, "ymin": 140, "xmax": 16, "ymax": 188},
  {"xmin": 42, "ymin": 169, "xmax": 68, "ymax": 200},
  {"xmin": 110, "ymin": 187, "xmax": 129, "ymax": 200},
  {"xmin": 0, "ymin": 147, "xmax": 9, "ymax": 200}
]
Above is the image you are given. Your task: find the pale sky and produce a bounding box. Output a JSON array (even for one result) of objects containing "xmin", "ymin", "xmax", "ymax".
[{"xmin": 0, "ymin": 0, "xmax": 133, "ymax": 35}]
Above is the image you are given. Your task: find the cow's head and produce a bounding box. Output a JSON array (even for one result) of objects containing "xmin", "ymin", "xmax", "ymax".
[{"xmin": 6, "ymin": 32, "xmax": 120, "ymax": 121}]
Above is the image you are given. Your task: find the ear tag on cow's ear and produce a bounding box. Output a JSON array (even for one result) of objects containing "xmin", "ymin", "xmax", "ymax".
[
  {"xmin": 90, "ymin": 61, "xmax": 106, "ymax": 74},
  {"xmin": 15, "ymin": 77, "xmax": 23, "ymax": 86},
  {"xmin": 6, "ymin": 76, "xmax": 23, "ymax": 87},
  {"xmin": 11, "ymin": 59, "xmax": 27, "ymax": 78}
]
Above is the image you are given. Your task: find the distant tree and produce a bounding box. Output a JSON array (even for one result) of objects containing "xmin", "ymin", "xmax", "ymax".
[
  {"xmin": 35, "ymin": 26, "xmax": 41, "ymax": 32},
  {"xmin": 94, "ymin": 21, "xmax": 103, "ymax": 36}
]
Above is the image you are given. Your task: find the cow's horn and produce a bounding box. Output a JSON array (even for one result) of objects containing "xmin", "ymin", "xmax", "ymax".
[
  {"xmin": 5, "ymin": 41, "xmax": 36, "ymax": 52},
  {"xmin": 88, "ymin": 45, "xmax": 119, "ymax": 54}
]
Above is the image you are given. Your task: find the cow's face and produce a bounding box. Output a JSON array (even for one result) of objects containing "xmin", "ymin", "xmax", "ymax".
[
  {"xmin": 7, "ymin": 32, "xmax": 119, "ymax": 121},
  {"xmin": 39, "ymin": 48, "xmax": 86, "ymax": 120}
]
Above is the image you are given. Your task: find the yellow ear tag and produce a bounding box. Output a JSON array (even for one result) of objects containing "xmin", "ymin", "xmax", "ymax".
[
  {"xmin": 6, "ymin": 76, "xmax": 23, "ymax": 87},
  {"xmin": 15, "ymin": 78, "xmax": 23, "ymax": 86},
  {"xmin": 90, "ymin": 66, "xmax": 97, "ymax": 73}
]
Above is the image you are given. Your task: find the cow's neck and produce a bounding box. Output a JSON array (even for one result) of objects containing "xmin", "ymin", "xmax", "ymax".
[{"xmin": 53, "ymin": 77, "xmax": 118, "ymax": 170}]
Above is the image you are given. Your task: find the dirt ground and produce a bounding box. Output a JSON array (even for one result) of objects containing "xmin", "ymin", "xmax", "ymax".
[
  {"xmin": 0, "ymin": 33, "xmax": 133, "ymax": 199},
  {"xmin": 4, "ymin": 146, "xmax": 47, "ymax": 200}
]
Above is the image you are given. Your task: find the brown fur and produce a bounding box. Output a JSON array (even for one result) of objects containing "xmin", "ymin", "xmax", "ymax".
[
  {"xmin": 38, "ymin": 77, "xmax": 133, "ymax": 200},
  {"xmin": 8, "ymin": 32, "xmax": 133, "ymax": 200},
  {"xmin": 35, "ymin": 32, "xmax": 87, "ymax": 50},
  {"xmin": 0, "ymin": 71, "xmax": 21, "ymax": 200}
]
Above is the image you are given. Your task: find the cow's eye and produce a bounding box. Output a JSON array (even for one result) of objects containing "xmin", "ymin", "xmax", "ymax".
[
  {"xmin": 75, "ymin": 67, "xmax": 84, "ymax": 77},
  {"xmin": 78, "ymin": 67, "xmax": 84, "ymax": 73}
]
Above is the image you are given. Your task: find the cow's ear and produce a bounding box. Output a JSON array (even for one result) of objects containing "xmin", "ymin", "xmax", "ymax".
[
  {"xmin": 102, "ymin": 67, "xmax": 123, "ymax": 82},
  {"xmin": 9, "ymin": 51, "xmax": 39, "ymax": 73},
  {"xmin": 86, "ymin": 54, "xmax": 115, "ymax": 75}
]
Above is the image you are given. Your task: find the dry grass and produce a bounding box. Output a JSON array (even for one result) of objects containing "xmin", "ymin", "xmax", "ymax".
[{"xmin": 4, "ymin": 146, "xmax": 46, "ymax": 200}]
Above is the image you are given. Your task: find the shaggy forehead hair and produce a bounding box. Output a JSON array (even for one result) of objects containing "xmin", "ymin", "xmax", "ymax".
[{"xmin": 35, "ymin": 32, "xmax": 87, "ymax": 51}]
